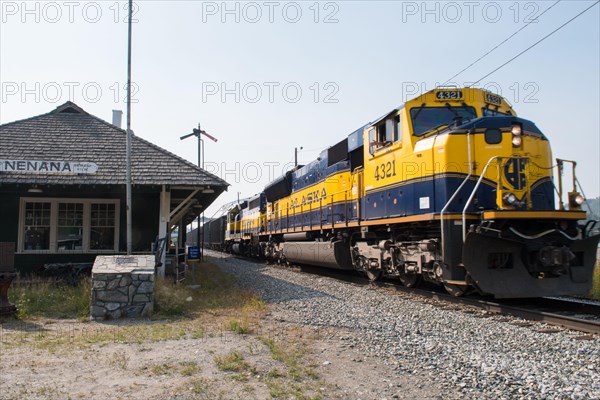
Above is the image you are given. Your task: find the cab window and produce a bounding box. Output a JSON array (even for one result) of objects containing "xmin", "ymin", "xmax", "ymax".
[
  {"xmin": 369, "ymin": 117, "xmax": 400, "ymax": 155},
  {"xmin": 394, "ymin": 115, "xmax": 402, "ymax": 143}
]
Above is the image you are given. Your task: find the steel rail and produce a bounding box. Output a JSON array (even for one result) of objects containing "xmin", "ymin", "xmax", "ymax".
[{"xmin": 381, "ymin": 283, "xmax": 600, "ymax": 335}]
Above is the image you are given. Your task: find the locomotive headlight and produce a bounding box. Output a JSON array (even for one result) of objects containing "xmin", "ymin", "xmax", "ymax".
[
  {"xmin": 511, "ymin": 123, "xmax": 523, "ymax": 148},
  {"xmin": 503, "ymin": 192, "xmax": 517, "ymax": 206},
  {"xmin": 569, "ymin": 193, "xmax": 585, "ymax": 207}
]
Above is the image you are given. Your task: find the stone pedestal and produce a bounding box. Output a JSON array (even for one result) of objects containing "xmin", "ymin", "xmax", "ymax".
[
  {"xmin": 91, "ymin": 255, "xmax": 155, "ymax": 320},
  {"xmin": 0, "ymin": 242, "xmax": 17, "ymax": 316}
]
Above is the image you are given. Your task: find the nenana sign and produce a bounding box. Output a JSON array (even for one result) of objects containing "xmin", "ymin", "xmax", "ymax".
[{"xmin": 0, "ymin": 160, "xmax": 98, "ymax": 174}]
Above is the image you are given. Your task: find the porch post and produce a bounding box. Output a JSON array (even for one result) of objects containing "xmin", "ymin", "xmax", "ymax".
[{"xmin": 158, "ymin": 185, "xmax": 170, "ymax": 277}]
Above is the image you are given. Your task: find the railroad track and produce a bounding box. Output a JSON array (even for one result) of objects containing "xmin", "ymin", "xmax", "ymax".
[
  {"xmin": 206, "ymin": 250, "xmax": 600, "ymax": 335},
  {"xmin": 378, "ymin": 283, "xmax": 600, "ymax": 335},
  {"xmin": 277, "ymin": 266, "xmax": 600, "ymax": 335}
]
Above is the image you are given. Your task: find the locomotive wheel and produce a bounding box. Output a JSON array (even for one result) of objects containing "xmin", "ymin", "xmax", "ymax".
[
  {"xmin": 366, "ymin": 269, "xmax": 382, "ymax": 281},
  {"xmin": 443, "ymin": 283, "xmax": 469, "ymax": 297},
  {"xmin": 399, "ymin": 272, "xmax": 421, "ymax": 288}
]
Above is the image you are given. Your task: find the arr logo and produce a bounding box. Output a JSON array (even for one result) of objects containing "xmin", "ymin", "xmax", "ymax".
[{"xmin": 504, "ymin": 158, "xmax": 527, "ymax": 190}]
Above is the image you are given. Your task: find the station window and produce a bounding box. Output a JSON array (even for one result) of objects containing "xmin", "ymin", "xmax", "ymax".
[
  {"xmin": 57, "ymin": 203, "xmax": 84, "ymax": 250},
  {"xmin": 90, "ymin": 203, "xmax": 116, "ymax": 250},
  {"xmin": 19, "ymin": 198, "xmax": 119, "ymax": 253},
  {"xmin": 23, "ymin": 202, "xmax": 51, "ymax": 251}
]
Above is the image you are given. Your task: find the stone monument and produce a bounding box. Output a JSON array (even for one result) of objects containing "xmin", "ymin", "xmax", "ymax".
[{"xmin": 90, "ymin": 255, "xmax": 155, "ymax": 320}]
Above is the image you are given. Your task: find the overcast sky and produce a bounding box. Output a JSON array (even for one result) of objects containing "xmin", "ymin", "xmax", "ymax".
[{"xmin": 1, "ymin": 0, "xmax": 599, "ymax": 217}]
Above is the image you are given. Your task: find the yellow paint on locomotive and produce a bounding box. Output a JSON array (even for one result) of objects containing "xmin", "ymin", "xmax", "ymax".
[
  {"xmin": 266, "ymin": 169, "xmax": 358, "ymax": 233},
  {"xmin": 258, "ymin": 88, "xmax": 557, "ymax": 235},
  {"xmin": 361, "ymin": 88, "xmax": 553, "ymax": 212},
  {"xmin": 239, "ymin": 208, "xmax": 264, "ymax": 239}
]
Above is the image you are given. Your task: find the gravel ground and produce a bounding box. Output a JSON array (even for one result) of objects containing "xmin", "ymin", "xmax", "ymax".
[{"xmin": 208, "ymin": 251, "xmax": 600, "ymax": 400}]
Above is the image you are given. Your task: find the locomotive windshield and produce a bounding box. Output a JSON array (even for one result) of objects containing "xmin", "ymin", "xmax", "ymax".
[
  {"xmin": 482, "ymin": 108, "xmax": 512, "ymax": 116},
  {"xmin": 410, "ymin": 106, "xmax": 476, "ymax": 136}
]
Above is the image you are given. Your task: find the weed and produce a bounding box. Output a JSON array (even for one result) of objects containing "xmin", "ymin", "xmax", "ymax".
[
  {"xmin": 228, "ymin": 317, "xmax": 251, "ymax": 334},
  {"xmin": 213, "ymin": 351, "xmax": 254, "ymax": 373},
  {"xmin": 149, "ymin": 363, "xmax": 172, "ymax": 375},
  {"xmin": 267, "ymin": 367, "xmax": 285, "ymax": 378},
  {"xmin": 154, "ymin": 262, "xmax": 265, "ymax": 318},
  {"xmin": 229, "ymin": 373, "xmax": 249, "ymax": 382},
  {"xmin": 258, "ymin": 336, "xmax": 305, "ymax": 380},
  {"xmin": 9, "ymin": 277, "xmax": 91, "ymax": 319},
  {"xmin": 191, "ymin": 328, "xmax": 205, "ymax": 339},
  {"xmin": 110, "ymin": 351, "xmax": 130, "ymax": 370},
  {"xmin": 179, "ymin": 361, "xmax": 201, "ymax": 376},
  {"xmin": 188, "ymin": 377, "xmax": 225, "ymax": 400}
]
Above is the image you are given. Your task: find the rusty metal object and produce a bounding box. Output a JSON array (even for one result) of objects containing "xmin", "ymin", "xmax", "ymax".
[{"xmin": 0, "ymin": 242, "xmax": 17, "ymax": 316}]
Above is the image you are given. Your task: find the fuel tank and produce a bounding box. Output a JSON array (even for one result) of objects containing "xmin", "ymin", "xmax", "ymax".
[{"xmin": 281, "ymin": 241, "xmax": 353, "ymax": 269}]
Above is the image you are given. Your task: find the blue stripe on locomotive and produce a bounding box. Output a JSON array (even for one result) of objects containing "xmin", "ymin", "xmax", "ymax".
[
  {"xmin": 362, "ymin": 176, "xmax": 554, "ymax": 220},
  {"xmin": 271, "ymin": 176, "xmax": 555, "ymax": 230}
]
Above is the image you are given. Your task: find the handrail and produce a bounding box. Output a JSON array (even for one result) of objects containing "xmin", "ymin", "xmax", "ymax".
[
  {"xmin": 461, "ymin": 156, "xmax": 501, "ymax": 242},
  {"xmin": 461, "ymin": 155, "xmax": 534, "ymax": 241},
  {"xmin": 556, "ymin": 158, "xmax": 579, "ymax": 211},
  {"xmin": 440, "ymin": 129, "xmax": 472, "ymax": 259}
]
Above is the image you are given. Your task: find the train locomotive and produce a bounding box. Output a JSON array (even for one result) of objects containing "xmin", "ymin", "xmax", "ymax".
[{"xmin": 205, "ymin": 88, "xmax": 600, "ymax": 298}]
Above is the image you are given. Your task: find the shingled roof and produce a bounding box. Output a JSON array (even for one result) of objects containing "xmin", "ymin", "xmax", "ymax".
[{"xmin": 0, "ymin": 102, "xmax": 229, "ymax": 188}]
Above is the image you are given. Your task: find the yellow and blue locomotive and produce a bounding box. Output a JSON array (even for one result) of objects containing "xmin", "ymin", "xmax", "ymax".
[{"xmin": 214, "ymin": 87, "xmax": 599, "ymax": 298}]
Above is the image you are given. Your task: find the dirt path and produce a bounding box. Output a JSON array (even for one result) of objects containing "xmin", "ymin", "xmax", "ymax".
[{"xmin": 0, "ymin": 315, "xmax": 446, "ymax": 399}]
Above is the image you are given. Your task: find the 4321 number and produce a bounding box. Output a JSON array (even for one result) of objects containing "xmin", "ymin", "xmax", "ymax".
[{"xmin": 374, "ymin": 160, "xmax": 397, "ymax": 181}]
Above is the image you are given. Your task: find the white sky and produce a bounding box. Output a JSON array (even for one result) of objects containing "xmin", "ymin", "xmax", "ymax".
[{"xmin": 1, "ymin": 1, "xmax": 599, "ymax": 217}]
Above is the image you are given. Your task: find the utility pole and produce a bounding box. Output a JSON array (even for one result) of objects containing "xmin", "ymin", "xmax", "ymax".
[
  {"xmin": 295, "ymin": 146, "xmax": 303, "ymax": 167},
  {"xmin": 125, "ymin": 0, "xmax": 133, "ymax": 255}
]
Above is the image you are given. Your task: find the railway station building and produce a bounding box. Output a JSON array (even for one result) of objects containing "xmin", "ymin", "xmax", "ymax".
[{"xmin": 0, "ymin": 102, "xmax": 228, "ymax": 274}]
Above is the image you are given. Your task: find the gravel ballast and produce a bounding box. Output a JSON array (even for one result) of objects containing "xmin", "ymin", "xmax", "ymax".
[{"xmin": 209, "ymin": 251, "xmax": 600, "ymax": 400}]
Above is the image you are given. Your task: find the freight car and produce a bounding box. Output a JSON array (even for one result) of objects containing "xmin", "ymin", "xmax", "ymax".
[{"xmin": 208, "ymin": 87, "xmax": 599, "ymax": 298}]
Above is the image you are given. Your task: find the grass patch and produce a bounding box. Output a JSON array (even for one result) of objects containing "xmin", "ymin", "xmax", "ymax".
[
  {"xmin": 109, "ymin": 351, "xmax": 130, "ymax": 370},
  {"xmin": 154, "ymin": 262, "xmax": 263, "ymax": 318},
  {"xmin": 213, "ymin": 351, "xmax": 254, "ymax": 374},
  {"xmin": 228, "ymin": 317, "xmax": 251, "ymax": 334},
  {"xmin": 258, "ymin": 336, "xmax": 309, "ymax": 381},
  {"xmin": 188, "ymin": 377, "xmax": 226, "ymax": 399},
  {"xmin": 9, "ymin": 277, "xmax": 91, "ymax": 320},
  {"xmin": 179, "ymin": 361, "xmax": 201, "ymax": 376},
  {"xmin": 256, "ymin": 334, "xmax": 323, "ymax": 399},
  {"xmin": 7, "ymin": 262, "xmax": 264, "ymax": 323},
  {"xmin": 149, "ymin": 362, "xmax": 172, "ymax": 375}
]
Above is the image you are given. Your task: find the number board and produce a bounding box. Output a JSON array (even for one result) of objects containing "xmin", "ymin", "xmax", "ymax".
[
  {"xmin": 374, "ymin": 160, "xmax": 397, "ymax": 181},
  {"xmin": 485, "ymin": 93, "xmax": 502, "ymax": 105},
  {"xmin": 435, "ymin": 90, "xmax": 463, "ymax": 101}
]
